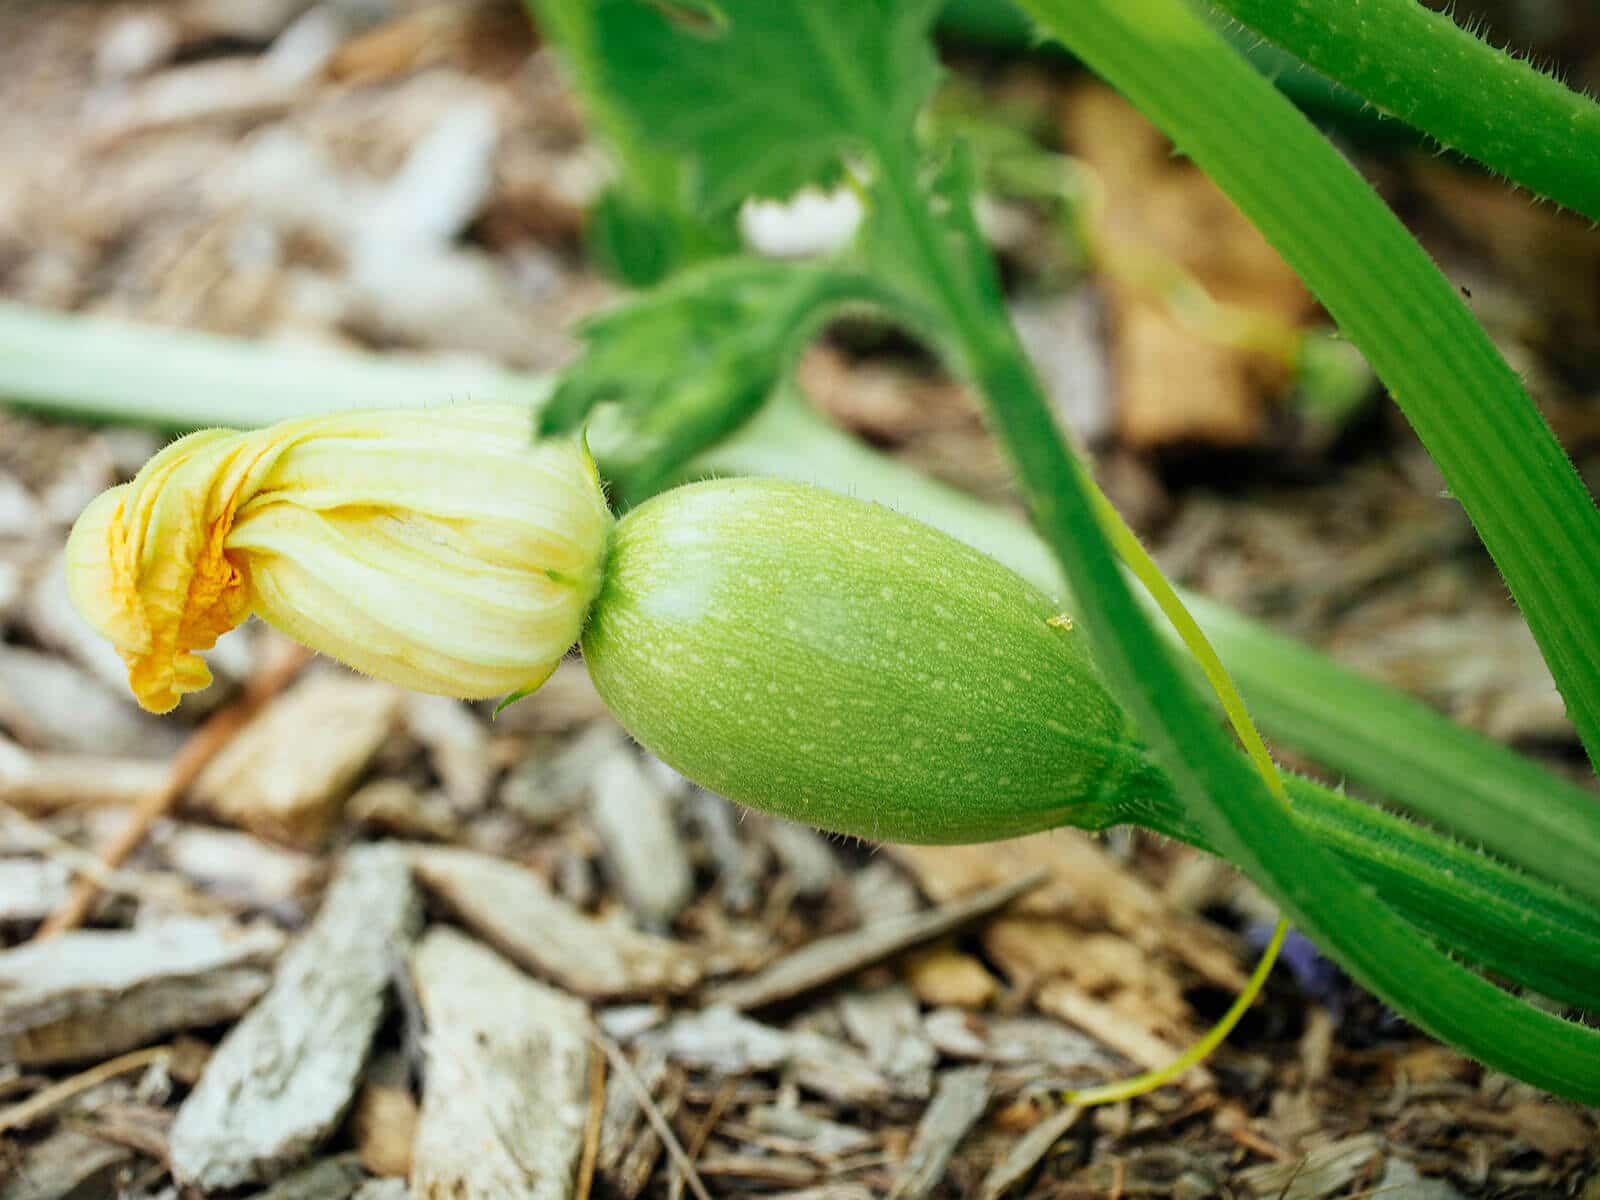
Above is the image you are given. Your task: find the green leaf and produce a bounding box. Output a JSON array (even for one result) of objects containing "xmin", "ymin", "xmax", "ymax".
[
  {"xmin": 589, "ymin": 0, "xmax": 945, "ymax": 209},
  {"xmin": 523, "ymin": 0, "xmax": 735, "ymax": 282},
  {"xmin": 542, "ymin": 257, "xmax": 917, "ymax": 503},
  {"xmin": 585, "ymin": 184, "xmax": 739, "ymax": 288}
]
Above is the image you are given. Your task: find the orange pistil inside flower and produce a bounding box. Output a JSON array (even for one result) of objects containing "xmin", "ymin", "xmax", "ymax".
[{"xmin": 67, "ymin": 431, "xmax": 258, "ymax": 713}]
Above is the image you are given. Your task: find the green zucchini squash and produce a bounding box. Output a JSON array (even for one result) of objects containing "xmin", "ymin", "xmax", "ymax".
[{"xmin": 584, "ymin": 477, "xmax": 1166, "ymax": 844}]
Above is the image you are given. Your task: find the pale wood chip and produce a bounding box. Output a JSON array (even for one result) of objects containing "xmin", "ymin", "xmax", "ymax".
[
  {"xmin": 922, "ymin": 1008, "xmax": 1118, "ymax": 1078},
  {"xmin": 350, "ymin": 1054, "xmax": 418, "ymax": 1179},
  {"xmin": 410, "ymin": 927, "xmax": 591, "ymax": 1200},
  {"xmin": 644, "ymin": 1005, "xmax": 792, "ymax": 1074},
  {"xmin": 86, "ymin": 9, "xmax": 341, "ymax": 142},
  {"xmin": 1375, "ymin": 1159, "xmax": 1466, "ymax": 1200},
  {"xmin": 1033, "ymin": 980, "xmax": 1212, "ymax": 1092},
  {"xmin": 499, "ymin": 721, "xmax": 625, "ymax": 825},
  {"xmin": 170, "ymin": 845, "xmax": 420, "ymax": 1190},
  {"xmin": 978, "ymin": 1103, "xmax": 1082, "ymax": 1200},
  {"xmin": 838, "ymin": 985, "xmax": 937, "ymax": 1099},
  {"xmin": 152, "ymin": 821, "xmax": 321, "ymax": 917},
  {"xmin": 695, "ymin": 1155, "xmax": 821, "ymax": 1189},
  {"xmin": 643, "ymin": 1006, "xmax": 893, "ymax": 1106},
  {"xmin": 901, "ymin": 945, "xmax": 998, "ymax": 1010},
  {"xmin": 489, "ymin": 659, "xmax": 611, "ymax": 736},
  {"xmin": 192, "ymin": 673, "xmax": 405, "ymax": 847},
  {"xmin": 252, "ymin": 1155, "xmax": 369, "ymax": 1200},
  {"xmin": 1486, "ymin": 1099, "xmax": 1598, "ymax": 1158},
  {"xmin": 786, "ymin": 1030, "xmax": 897, "ymax": 1106},
  {"xmin": 0, "ymin": 858, "xmax": 69, "ymax": 923},
  {"xmin": 745, "ymin": 1105, "xmax": 876, "ymax": 1157},
  {"xmin": 1238, "ymin": 1133, "xmax": 1384, "ymax": 1199},
  {"xmin": 0, "ymin": 646, "xmax": 181, "ymax": 757},
  {"xmin": 22, "ymin": 550, "xmax": 135, "ymax": 692},
  {"xmin": 590, "ymin": 751, "xmax": 694, "ymax": 929},
  {"xmin": 708, "ymin": 872, "xmax": 1045, "ymax": 1011},
  {"xmin": 348, "ymin": 779, "xmax": 460, "ymax": 842},
  {"xmin": 0, "ymin": 917, "xmax": 283, "ymax": 1065},
  {"xmin": 597, "ymin": 1044, "xmax": 671, "ymax": 1196},
  {"xmin": 687, "ymin": 789, "xmax": 763, "ymax": 913},
  {"xmin": 889, "ymin": 1066, "xmax": 992, "ymax": 1200},
  {"xmin": 0, "ymin": 1127, "xmax": 133, "ymax": 1200},
  {"xmin": 0, "ymin": 745, "xmax": 167, "ymax": 814},
  {"xmin": 403, "ymin": 694, "xmax": 492, "ymax": 813},
  {"xmin": 65, "ymin": 1100, "xmax": 172, "ymax": 1162},
  {"xmin": 985, "ymin": 917, "xmax": 1192, "ymax": 1033},
  {"xmin": 763, "ymin": 819, "xmax": 840, "ymax": 899},
  {"xmin": 1061, "ymin": 82, "xmax": 1314, "ymax": 450},
  {"xmin": 411, "ymin": 845, "xmax": 701, "ymax": 998},
  {"xmin": 890, "ymin": 834, "xmax": 1247, "ymax": 991}
]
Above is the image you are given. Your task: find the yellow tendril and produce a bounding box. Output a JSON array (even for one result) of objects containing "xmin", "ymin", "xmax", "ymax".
[{"xmin": 1063, "ymin": 488, "xmax": 1291, "ymax": 1108}]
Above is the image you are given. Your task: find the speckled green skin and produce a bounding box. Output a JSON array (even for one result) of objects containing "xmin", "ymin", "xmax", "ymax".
[{"xmin": 582, "ymin": 478, "xmax": 1163, "ymax": 843}]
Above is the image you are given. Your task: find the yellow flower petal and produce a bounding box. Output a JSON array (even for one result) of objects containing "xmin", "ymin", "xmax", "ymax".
[{"xmin": 65, "ymin": 405, "xmax": 611, "ymax": 712}]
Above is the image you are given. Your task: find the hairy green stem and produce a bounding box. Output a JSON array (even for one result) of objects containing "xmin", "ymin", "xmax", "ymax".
[
  {"xmin": 1207, "ymin": 0, "xmax": 1600, "ymax": 221},
  {"xmin": 1015, "ymin": 0, "xmax": 1600, "ymax": 793},
  {"xmin": 1127, "ymin": 770, "xmax": 1600, "ymax": 1011}
]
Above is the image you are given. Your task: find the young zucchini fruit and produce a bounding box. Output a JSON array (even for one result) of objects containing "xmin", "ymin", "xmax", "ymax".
[{"xmin": 584, "ymin": 477, "xmax": 1167, "ymax": 844}]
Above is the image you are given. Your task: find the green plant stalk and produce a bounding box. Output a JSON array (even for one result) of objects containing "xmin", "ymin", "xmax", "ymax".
[
  {"xmin": 1010, "ymin": 0, "xmax": 1600, "ymax": 867},
  {"xmin": 1206, "ymin": 0, "xmax": 1600, "ymax": 221},
  {"xmin": 862, "ymin": 91, "xmax": 1600, "ymax": 1102},
  {"xmin": 4, "ymin": 300, "xmax": 1597, "ymax": 901},
  {"xmin": 0, "ymin": 303, "xmax": 553, "ymax": 426}
]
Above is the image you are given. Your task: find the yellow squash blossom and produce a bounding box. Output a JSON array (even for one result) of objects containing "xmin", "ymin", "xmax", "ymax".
[{"xmin": 66, "ymin": 405, "xmax": 612, "ymax": 713}]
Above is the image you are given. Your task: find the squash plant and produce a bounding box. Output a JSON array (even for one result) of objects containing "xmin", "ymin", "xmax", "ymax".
[
  {"xmin": 522, "ymin": 0, "xmax": 1600, "ymax": 1102},
  {"xmin": 29, "ymin": 0, "xmax": 1600, "ymax": 1104}
]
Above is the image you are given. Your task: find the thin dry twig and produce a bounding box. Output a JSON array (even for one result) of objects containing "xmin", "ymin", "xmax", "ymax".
[
  {"xmin": 575, "ymin": 1043, "xmax": 606, "ymax": 1200},
  {"xmin": 0, "ymin": 802, "xmax": 191, "ymax": 905},
  {"xmin": 33, "ymin": 644, "xmax": 313, "ymax": 939},
  {"xmin": 668, "ymin": 1078, "xmax": 738, "ymax": 1200},
  {"xmin": 593, "ymin": 1031, "xmax": 712, "ymax": 1200},
  {"xmin": 0, "ymin": 1045, "xmax": 172, "ymax": 1135}
]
